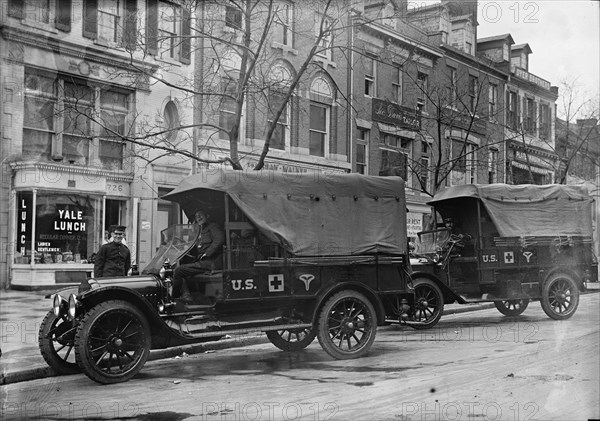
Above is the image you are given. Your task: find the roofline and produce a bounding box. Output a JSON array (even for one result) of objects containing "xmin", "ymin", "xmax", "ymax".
[{"xmin": 360, "ymin": 21, "xmax": 444, "ymax": 58}]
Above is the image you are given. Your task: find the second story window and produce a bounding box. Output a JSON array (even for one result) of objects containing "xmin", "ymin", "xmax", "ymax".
[
  {"xmin": 219, "ymin": 77, "xmax": 238, "ymax": 141},
  {"xmin": 364, "ymin": 57, "xmax": 376, "ymax": 97},
  {"xmin": 539, "ymin": 103, "xmax": 551, "ymax": 139},
  {"xmin": 9, "ymin": 0, "xmax": 71, "ymax": 32},
  {"xmin": 507, "ymin": 91, "xmax": 518, "ymax": 130},
  {"xmin": 416, "ymin": 72, "xmax": 428, "ymax": 112},
  {"xmin": 448, "ymin": 67, "xmax": 456, "ymax": 105},
  {"xmin": 420, "ymin": 141, "xmax": 430, "ymax": 190},
  {"xmin": 316, "ymin": 15, "xmax": 333, "ymax": 60},
  {"xmin": 468, "ymin": 76, "xmax": 478, "ymax": 113},
  {"xmin": 99, "ymin": 88, "xmax": 131, "ymax": 170},
  {"xmin": 97, "ymin": 0, "xmax": 122, "ymax": 44},
  {"xmin": 356, "ymin": 129, "xmax": 369, "ymax": 174},
  {"xmin": 268, "ymin": 91, "xmax": 290, "ymax": 150},
  {"xmin": 488, "ymin": 148, "xmax": 498, "ymax": 184},
  {"xmin": 525, "ymin": 97, "xmax": 536, "ymax": 134},
  {"xmin": 488, "ymin": 84, "xmax": 498, "ymax": 121},
  {"xmin": 158, "ymin": 2, "xmax": 181, "ymax": 60},
  {"xmin": 22, "ymin": 69, "xmax": 131, "ymax": 170},
  {"xmin": 226, "ymin": 5, "xmax": 242, "ymax": 29},
  {"xmin": 392, "ymin": 66, "xmax": 402, "ymax": 104},
  {"xmin": 274, "ymin": 2, "xmax": 293, "ymax": 47},
  {"xmin": 309, "ymin": 104, "xmax": 329, "ymax": 157},
  {"xmin": 451, "ymin": 139, "xmax": 476, "ymax": 185},
  {"xmin": 146, "ymin": 1, "xmax": 191, "ymax": 64},
  {"xmin": 83, "ymin": 0, "xmax": 137, "ymax": 49}
]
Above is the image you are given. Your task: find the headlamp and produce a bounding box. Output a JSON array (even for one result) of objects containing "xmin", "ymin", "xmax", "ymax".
[{"xmin": 68, "ymin": 294, "xmax": 79, "ymax": 320}]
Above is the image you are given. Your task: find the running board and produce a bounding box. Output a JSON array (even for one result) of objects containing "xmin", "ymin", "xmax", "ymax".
[{"xmin": 172, "ymin": 322, "xmax": 312, "ymax": 338}]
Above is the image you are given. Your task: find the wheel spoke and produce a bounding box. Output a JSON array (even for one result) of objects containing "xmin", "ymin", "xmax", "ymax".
[{"xmin": 95, "ymin": 350, "xmax": 109, "ymax": 366}]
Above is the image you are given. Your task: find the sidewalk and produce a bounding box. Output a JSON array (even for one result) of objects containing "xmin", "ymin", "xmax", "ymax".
[{"xmin": 1, "ymin": 284, "xmax": 598, "ymax": 385}]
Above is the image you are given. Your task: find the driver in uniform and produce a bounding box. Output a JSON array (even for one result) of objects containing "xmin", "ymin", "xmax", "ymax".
[{"xmin": 172, "ymin": 210, "xmax": 225, "ymax": 303}]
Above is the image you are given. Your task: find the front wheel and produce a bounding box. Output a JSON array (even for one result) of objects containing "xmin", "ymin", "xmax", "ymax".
[
  {"xmin": 540, "ymin": 274, "xmax": 580, "ymax": 320},
  {"xmin": 38, "ymin": 310, "xmax": 80, "ymax": 374},
  {"xmin": 410, "ymin": 278, "xmax": 444, "ymax": 330},
  {"xmin": 266, "ymin": 328, "xmax": 316, "ymax": 351},
  {"xmin": 75, "ymin": 300, "xmax": 151, "ymax": 384},
  {"xmin": 317, "ymin": 290, "xmax": 377, "ymax": 360},
  {"xmin": 494, "ymin": 299, "xmax": 529, "ymax": 316}
]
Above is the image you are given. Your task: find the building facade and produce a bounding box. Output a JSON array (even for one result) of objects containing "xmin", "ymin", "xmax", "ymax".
[
  {"xmin": 1, "ymin": 0, "xmax": 196, "ymax": 288},
  {"xmin": 478, "ymin": 38, "xmax": 559, "ymax": 184}
]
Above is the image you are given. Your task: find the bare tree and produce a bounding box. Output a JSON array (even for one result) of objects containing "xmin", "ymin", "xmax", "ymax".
[
  {"xmin": 554, "ymin": 78, "xmax": 600, "ymax": 184},
  {"xmin": 400, "ymin": 59, "xmax": 508, "ymax": 196},
  {"xmin": 68, "ymin": 0, "xmax": 358, "ymax": 172}
]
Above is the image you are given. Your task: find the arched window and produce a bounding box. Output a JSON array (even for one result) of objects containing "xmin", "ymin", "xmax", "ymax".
[
  {"xmin": 268, "ymin": 64, "xmax": 294, "ymax": 150},
  {"xmin": 309, "ymin": 76, "xmax": 334, "ymax": 157},
  {"xmin": 163, "ymin": 101, "xmax": 179, "ymax": 142}
]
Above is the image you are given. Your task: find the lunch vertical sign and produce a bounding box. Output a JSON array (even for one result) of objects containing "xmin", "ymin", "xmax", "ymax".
[{"xmin": 17, "ymin": 192, "xmax": 33, "ymax": 258}]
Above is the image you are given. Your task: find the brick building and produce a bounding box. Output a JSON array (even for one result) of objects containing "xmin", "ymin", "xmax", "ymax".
[{"xmin": 0, "ymin": 0, "xmax": 196, "ymax": 288}]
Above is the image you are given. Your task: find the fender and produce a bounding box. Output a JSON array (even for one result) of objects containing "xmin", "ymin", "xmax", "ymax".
[
  {"xmin": 310, "ymin": 282, "xmax": 387, "ymax": 326},
  {"xmin": 410, "ymin": 271, "xmax": 466, "ymax": 304},
  {"xmin": 539, "ymin": 267, "xmax": 585, "ymax": 292}
]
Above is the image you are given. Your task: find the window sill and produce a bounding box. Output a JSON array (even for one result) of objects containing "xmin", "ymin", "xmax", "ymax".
[
  {"xmin": 94, "ymin": 39, "xmax": 125, "ymax": 51},
  {"xmin": 155, "ymin": 55, "xmax": 183, "ymax": 67},
  {"xmin": 271, "ymin": 41, "xmax": 298, "ymax": 56},
  {"xmin": 313, "ymin": 55, "xmax": 336, "ymax": 69},
  {"xmin": 21, "ymin": 20, "xmax": 58, "ymax": 34}
]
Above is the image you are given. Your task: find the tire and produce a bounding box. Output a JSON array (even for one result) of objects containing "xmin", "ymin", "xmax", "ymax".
[
  {"xmin": 266, "ymin": 328, "xmax": 317, "ymax": 351},
  {"xmin": 38, "ymin": 310, "xmax": 80, "ymax": 374},
  {"xmin": 317, "ymin": 290, "xmax": 377, "ymax": 360},
  {"xmin": 540, "ymin": 274, "xmax": 580, "ymax": 320},
  {"xmin": 410, "ymin": 278, "xmax": 444, "ymax": 330},
  {"xmin": 494, "ymin": 299, "xmax": 529, "ymax": 316},
  {"xmin": 75, "ymin": 300, "xmax": 151, "ymax": 384}
]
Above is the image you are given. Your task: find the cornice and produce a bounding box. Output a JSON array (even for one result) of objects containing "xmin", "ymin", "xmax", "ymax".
[
  {"xmin": 10, "ymin": 161, "xmax": 135, "ymax": 183},
  {"xmin": 357, "ymin": 20, "xmax": 443, "ymax": 60},
  {"xmin": 1, "ymin": 26, "xmax": 158, "ymax": 77},
  {"xmin": 441, "ymin": 44, "xmax": 509, "ymax": 79},
  {"xmin": 507, "ymin": 140, "xmax": 558, "ymax": 159}
]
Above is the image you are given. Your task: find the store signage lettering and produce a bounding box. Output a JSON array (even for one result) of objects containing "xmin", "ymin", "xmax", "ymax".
[
  {"xmin": 18, "ymin": 195, "xmax": 32, "ymax": 255},
  {"xmin": 514, "ymin": 151, "xmax": 551, "ymax": 168},
  {"xmin": 54, "ymin": 209, "xmax": 86, "ymax": 232},
  {"xmin": 372, "ymin": 98, "xmax": 420, "ymax": 131}
]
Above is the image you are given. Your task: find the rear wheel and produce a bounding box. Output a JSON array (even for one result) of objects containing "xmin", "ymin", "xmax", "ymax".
[
  {"xmin": 38, "ymin": 310, "xmax": 80, "ymax": 374},
  {"xmin": 494, "ymin": 299, "xmax": 529, "ymax": 316},
  {"xmin": 410, "ymin": 278, "xmax": 444, "ymax": 330},
  {"xmin": 75, "ymin": 300, "xmax": 151, "ymax": 384},
  {"xmin": 317, "ymin": 291, "xmax": 377, "ymax": 360},
  {"xmin": 540, "ymin": 274, "xmax": 580, "ymax": 320},
  {"xmin": 266, "ymin": 328, "xmax": 316, "ymax": 351}
]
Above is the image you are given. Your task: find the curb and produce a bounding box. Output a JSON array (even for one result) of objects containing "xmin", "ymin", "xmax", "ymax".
[{"xmin": 1, "ymin": 334, "xmax": 270, "ymax": 386}]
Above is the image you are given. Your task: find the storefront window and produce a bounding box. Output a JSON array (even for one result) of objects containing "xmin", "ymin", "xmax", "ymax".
[{"xmin": 15, "ymin": 191, "xmax": 102, "ymax": 264}]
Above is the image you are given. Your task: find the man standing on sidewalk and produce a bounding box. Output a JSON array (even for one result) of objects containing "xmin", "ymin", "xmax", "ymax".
[{"xmin": 94, "ymin": 225, "xmax": 131, "ymax": 277}]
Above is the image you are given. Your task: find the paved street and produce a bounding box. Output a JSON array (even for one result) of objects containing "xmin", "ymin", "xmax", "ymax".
[{"xmin": 2, "ymin": 291, "xmax": 598, "ymax": 421}]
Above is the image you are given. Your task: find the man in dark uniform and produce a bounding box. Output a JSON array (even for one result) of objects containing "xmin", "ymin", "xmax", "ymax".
[
  {"xmin": 172, "ymin": 209, "xmax": 224, "ymax": 302},
  {"xmin": 94, "ymin": 225, "xmax": 131, "ymax": 277}
]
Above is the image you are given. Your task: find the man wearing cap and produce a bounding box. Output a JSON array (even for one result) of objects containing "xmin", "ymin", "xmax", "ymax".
[
  {"xmin": 94, "ymin": 225, "xmax": 131, "ymax": 278},
  {"xmin": 172, "ymin": 209, "xmax": 224, "ymax": 302}
]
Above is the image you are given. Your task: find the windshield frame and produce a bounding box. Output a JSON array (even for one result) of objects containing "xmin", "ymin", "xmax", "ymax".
[{"xmin": 142, "ymin": 224, "xmax": 201, "ymax": 275}]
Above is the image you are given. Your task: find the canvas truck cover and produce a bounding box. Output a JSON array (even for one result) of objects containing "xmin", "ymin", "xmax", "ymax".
[
  {"xmin": 163, "ymin": 169, "xmax": 408, "ymax": 256},
  {"xmin": 428, "ymin": 184, "xmax": 593, "ymax": 237}
]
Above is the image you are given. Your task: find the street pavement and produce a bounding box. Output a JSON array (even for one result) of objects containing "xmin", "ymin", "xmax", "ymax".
[{"xmin": 1, "ymin": 284, "xmax": 598, "ymax": 385}]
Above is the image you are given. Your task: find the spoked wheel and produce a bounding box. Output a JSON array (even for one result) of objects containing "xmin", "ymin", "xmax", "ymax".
[
  {"xmin": 38, "ymin": 310, "xmax": 80, "ymax": 374},
  {"xmin": 75, "ymin": 300, "xmax": 151, "ymax": 384},
  {"xmin": 541, "ymin": 274, "xmax": 580, "ymax": 320},
  {"xmin": 494, "ymin": 299, "xmax": 529, "ymax": 316},
  {"xmin": 410, "ymin": 278, "xmax": 444, "ymax": 330},
  {"xmin": 317, "ymin": 291, "xmax": 377, "ymax": 360},
  {"xmin": 266, "ymin": 327, "xmax": 317, "ymax": 351}
]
